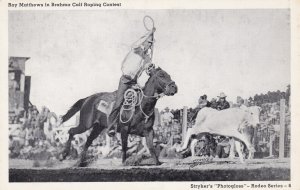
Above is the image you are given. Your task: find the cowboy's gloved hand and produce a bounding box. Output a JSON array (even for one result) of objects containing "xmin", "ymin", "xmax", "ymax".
[
  {"xmin": 145, "ymin": 63, "xmax": 155, "ymax": 75},
  {"xmin": 144, "ymin": 62, "xmax": 153, "ymax": 68},
  {"xmin": 132, "ymin": 84, "xmax": 140, "ymax": 89},
  {"xmin": 144, "ymin": 55, "xmax": 151, "ymax": 64},
  {"xmin": 124, "ymin": 79, "xmax": 137, "ymax": 85}
]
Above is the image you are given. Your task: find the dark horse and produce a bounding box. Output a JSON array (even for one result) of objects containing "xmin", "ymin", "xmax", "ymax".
[{"xmin": 59, "ymin": 67, "xmax": 178, "ymax": 166}]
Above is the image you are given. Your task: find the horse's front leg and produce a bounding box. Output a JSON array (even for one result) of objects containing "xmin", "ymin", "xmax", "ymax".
[
  {"xmin": 145, "ymin": 129, "xmax": 161, "ymax": 165},
  {"xmin": 121, "ymin": 126, "xmax": 129, "ymax": 164}
]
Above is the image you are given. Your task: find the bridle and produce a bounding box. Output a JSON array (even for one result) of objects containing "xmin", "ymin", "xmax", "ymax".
[{"xmin": 148, "ymin": 68, "xmax": 175, "ymax": 95}]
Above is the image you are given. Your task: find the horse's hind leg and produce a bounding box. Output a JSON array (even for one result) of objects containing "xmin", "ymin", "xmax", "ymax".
[
  {"xmin": 60, "ymin": 124, "xmax": 87, "ymax": 161},
  {"xmin": 77, "ymin": 123, "xmax": 104, "ymax": 167}
]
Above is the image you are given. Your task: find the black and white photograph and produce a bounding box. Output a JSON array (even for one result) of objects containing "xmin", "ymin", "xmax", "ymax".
[{"xmin": 2, "ymin": 0, "xmax": 299, "ymax": 185}]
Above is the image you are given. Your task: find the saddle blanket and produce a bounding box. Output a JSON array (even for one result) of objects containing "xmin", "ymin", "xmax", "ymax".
[{"xmin": 96, "ymin": 100, "xmax": 115, "ymax": 116}]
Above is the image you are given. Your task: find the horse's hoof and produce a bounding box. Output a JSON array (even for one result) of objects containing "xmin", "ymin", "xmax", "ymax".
[
  {"xmin": 176, "ymin": 148, "xmax": 185, "ymax": 153},
  {"xmin": 58, "ymin": 154, "xmax": 64, "ymax": 161},
  {"xmin": 155, "ymin": 161, "xmax": 162, "ymax": 166},
  {"xmin": 59, "ymin": 148, "xmax": 70, "ymax": 161},
  {"xmin": 73, "ymin": 160, "xmax": 88, "ymax": 167},
  {"xmin": 78, "ymin": 162, "xmax": 88, "ymax": 167},
  {"xmin": 122, "ymin": 159, "xmax": 129, "ymax": 166},
  {"xmin": 176, "ymin": 148, "xmax": 182, "ymax": 152},
  {"xmin": 178, "ymin": 149, "xmax": 189, "ymax": 155},
  {"xmin": 59, "ymin": 152, "xmax": 68, "ymax": 161},
  {"xmin": 228, "ymin": 155, "xmax": 235, "ymax": 159}
]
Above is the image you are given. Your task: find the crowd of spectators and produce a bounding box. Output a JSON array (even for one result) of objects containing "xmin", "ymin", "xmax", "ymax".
[{"xmin": 9, "ymin": 105, "xmax": 65, "ymax": 160}]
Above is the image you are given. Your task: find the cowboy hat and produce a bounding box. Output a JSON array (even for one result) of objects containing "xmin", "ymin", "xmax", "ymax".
[{"xmin": 218, "ymin": 92, "xmax": 227, "ymax": 98}]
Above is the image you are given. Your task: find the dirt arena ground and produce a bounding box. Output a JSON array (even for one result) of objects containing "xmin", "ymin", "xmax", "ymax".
[{"xmin": 9, "ymin": 157, "xmax": 290, "ymax": 182}]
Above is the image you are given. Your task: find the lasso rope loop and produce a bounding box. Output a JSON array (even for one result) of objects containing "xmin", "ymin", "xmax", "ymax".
[
  {"xmin": 119, "ymin": 85, "xmax": 164, "ymax": 124},
  {"xmin": 143, "ymin": 15, "xmax": 155, "ymax": 31},
  {"xmin": 143, "ymin": 15, "xmax": 155, "ymax": 69},
  {"xmin": 130, "ymin": 16, "xmax": 155, "ymax": 50}
]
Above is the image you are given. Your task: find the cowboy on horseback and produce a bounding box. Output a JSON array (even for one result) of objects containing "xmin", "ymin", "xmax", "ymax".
[
  {"xmin": 57, "ymin": 16, "xmax": 178, "ymax": 166},
  {"xmin": 107, "ymin": 27, "xmax": 156, "ymax": 137}
]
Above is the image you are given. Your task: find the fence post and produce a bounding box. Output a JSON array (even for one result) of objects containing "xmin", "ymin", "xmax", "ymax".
[
  {"xmin": 105, "ymin": 134, "xmax": 111, "ymax": 148},
  {"xmin": 154, "ymin": 108, "xmax": 160, "ymax": 126},
  {"xmin": 269, "ymin": 134, "xmax": 273, "ymax": 157},
  {"xmin": 182, "ymin": 106, "xmax": 188, "ymax": 142},
  {"xmin": 279, "ymin": 99, "xmax": 286, "ymax": 159}
]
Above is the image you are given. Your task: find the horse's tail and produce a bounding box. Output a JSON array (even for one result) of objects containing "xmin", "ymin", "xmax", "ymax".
[{"xmin": 61, "ymin": 97, "xmax": 87, "ymax": 123}]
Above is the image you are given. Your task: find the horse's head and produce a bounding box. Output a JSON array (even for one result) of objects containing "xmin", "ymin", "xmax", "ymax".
[{"xmin": 147, "ymin": 66, "xmax": 178, "ymax": 96}]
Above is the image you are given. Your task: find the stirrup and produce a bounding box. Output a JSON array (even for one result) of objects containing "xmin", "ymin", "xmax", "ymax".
[{"xmin": 107, "ymin": 129, "xmax": 116, "ymax": 137}]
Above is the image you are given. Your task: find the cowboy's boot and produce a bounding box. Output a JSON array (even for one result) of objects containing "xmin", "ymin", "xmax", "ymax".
[{"xmin": 108, "ymin": 124, "xmax": 117, "ymax": 137}]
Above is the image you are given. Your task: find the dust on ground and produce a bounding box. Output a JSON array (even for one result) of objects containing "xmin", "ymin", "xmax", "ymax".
[{"xmin": 9, "ymin": 157, "xmax": 290, "ymax": 170}]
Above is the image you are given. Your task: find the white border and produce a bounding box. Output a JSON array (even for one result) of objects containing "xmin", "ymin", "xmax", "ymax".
[{"xmin": 0, "ymin": 0, "xmax": 299, "ymax": 189}]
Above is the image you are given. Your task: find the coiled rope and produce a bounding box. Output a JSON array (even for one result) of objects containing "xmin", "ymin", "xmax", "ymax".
[
  {"xmin": 119, "ymin": 88, "xmax": 140, "ymax": 124},
  {"xmin": 119, "ymin": 85, "xmax": 164, "ymax": 124}
]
